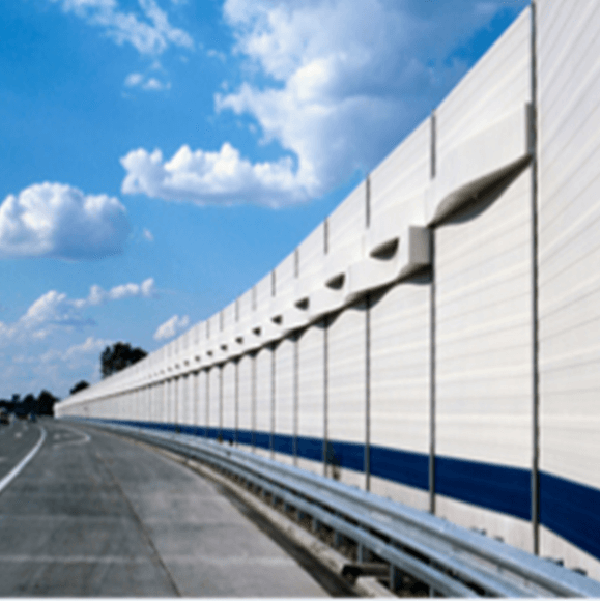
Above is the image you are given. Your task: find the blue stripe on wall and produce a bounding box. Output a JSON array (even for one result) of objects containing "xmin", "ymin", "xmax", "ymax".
[
  {"xmin": 273, "ymin": 433, "xmax": 294, "ymax": 455},
  {"xmin": 540, "ymin": 471, "xmax": 600, "ymax": 560},
  {"xmin": 370, "ymin": 445, "xmax": 429, "ymax": 490},
  {"xmin": 296, "ymin": 435, "xmax": 322, "ymax": 462},
  {"xmin": 327, "ymin": 439, "xmax": 364, "ymax": 472},
  {"xmin": 81, "ymin": 418, "xmax": 600, "ymax": 562},
  {"xmin": 435, "ymin": 456, "xmax": 532, "ymax": 521}
]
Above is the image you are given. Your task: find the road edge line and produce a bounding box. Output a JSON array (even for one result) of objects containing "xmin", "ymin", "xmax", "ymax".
[{"xmin": 0, "ymin": 426, "xmax": 47, "ymax": 495}]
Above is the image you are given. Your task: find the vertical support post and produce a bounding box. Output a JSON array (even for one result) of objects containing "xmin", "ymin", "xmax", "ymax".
[
  {"xmin": 334, "ymin": 530, "xmax": 342, "ymax": 548},
  {"xmin": 429, "ymin": 111, "xmax": 437, "ymax": 516},
  {"xmin": 389, "ymin": 566, "xmax": 401, "ymax": 593},
  {"xmin": 293, "ymin": 331, "xmax": 299, "ymax": 466},
  {"xmin": 270, "ymin": 344, "xmax": 276, "ymax": 459},
  {"xmin": 193, "ymin": 372, "xmax": 198, "ymax": 433},
  {"xmin": 219, "ymin": 365, "xmax": 223, "ymax": 442},
  {"xmin": 357, "ymin": 542, "xmax": 365, "ymax": 563},
  {"xmin": 366, "ymin": 174, "xmax": 371, "ymax": 228},
  {"xmin": 530, "ymin": 0, "xmax": 540, "ymax": 556},
  {"xmin": 312, "ymin": 516, "xmax": 320, "ymax": 534},
  {"xmin": 430, "ymin": 112, "xmax": 436, "ymax": 179},
  {"xmin": 251, "ymin": 353, "xmax": 257, "ymax": 452},
  {"xmin": 365, "ymin": 293, "xmax": 371, "ymax": 492},
  {"xmin": 323, "ymin": 316, "xmax": 329, "ymax": 477},
  {"xmin": 205, "ymin": 368, "xmax": 210, "ymax": 439},
  {"xmin": 234, "ymin": 360, "xmax": 239, "ymax": 447}
]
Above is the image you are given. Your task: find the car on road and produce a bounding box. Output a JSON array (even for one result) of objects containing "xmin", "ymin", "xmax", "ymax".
[{"xmin": 0, "ymin": 409, "xmax": 10, "ymax": 425}]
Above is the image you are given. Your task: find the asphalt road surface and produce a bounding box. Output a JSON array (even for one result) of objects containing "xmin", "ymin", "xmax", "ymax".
[{"xmin": 0, "ymin": 418, "xmax": 328, "ymax": 597}]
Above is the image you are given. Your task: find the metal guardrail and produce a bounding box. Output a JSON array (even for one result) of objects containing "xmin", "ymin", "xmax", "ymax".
[{"xmin": 70, "ymin": 419, "xmax": 600, "ymax": 598}]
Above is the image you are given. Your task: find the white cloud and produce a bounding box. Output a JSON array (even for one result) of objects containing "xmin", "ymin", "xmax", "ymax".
[
  {"xmin": 82, "ymin": 277, "xmax": 156, "ymax": 306},
  {"xmin": 51, "ymin": 0, "xmax": 194, "ymax": 55},
  {"xmin": 144, "ymin": 77, "xmax": 171, "ymax": 91},
  {"xmin": 20, "ymin": 290, "xmax": 96, "ymax": 331},
  {"xmin": 142, "ymin": 228, "xmax": 154, "ymax": 241},
  {"xmin": 41, "ymin": 337, "xmax": 110, "ymax": 362},
  {"xmin": 121, "ymin": 143, "xmax": 309, "ymax": 207},
  {"xmin": 217, "ymin": 0, "xmax": 504, "ymax": 194},
  {"xmin": 120, "ymin": 0, "xmax": 527, "ymax": 206},
  {"xmin": 0, "ymin": 278, "xmax": 156, "ymax": 345},
  {"xmin": 153, "ymin": 314, "xmax": 189, "ymax": 340},
  {"xmin": 0, "ymin": 182, "xmax": 131, "ymax": 260},
  {"xmin": 124, "ymin": 72, "xmax": 144, "ymax": 87},
  {"xmin": 124, "ymin": 72, "xmax": 171, "ymax": 91}
]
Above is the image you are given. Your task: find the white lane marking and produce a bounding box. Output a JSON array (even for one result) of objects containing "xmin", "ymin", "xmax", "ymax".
[
  {"xmin": 14, "ymin": 432, "xmax": 22, "ymax": 439},
  {"xmin": 0, "ymin": 427, "xmax": 46, "ymax": 495},
  {"xmin": 0, "ymin": 554, "xmax": 151, "ymax": 564},
  {"xmin": 51, "ymin": 425, "xmax": 91, "ymax": 448},
  {"xmin": 0, "ymin": 554, "xmax": 295, "ymax": 566}
]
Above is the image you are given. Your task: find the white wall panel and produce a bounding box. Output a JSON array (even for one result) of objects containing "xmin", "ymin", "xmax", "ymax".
[
  {"xmin": 538, "ymin": 0, "xmax": 600, "ymax": 490},
  {"xmin": 197, "ymin": 370, "xmax": 208, "ymax": 431},
  {"xmin": 180, "ymin": 375, "xmax": 192, "ymax": 425},
  {"xmin": 237, "ymin": 289, "xmax": 253, "ymax": 327},
  {"xmin": 148, "ymin": 386, "xmax": 155, "ymax": 422},
  {"xmin": 222, "ymin": 360, "xmax": 236, "ymax": 439},
  {"xmin": 237, "ymin": 353, "xmax": 253, "ymax": 446},
  {"xmin": 370, "ymin": 278, "xmax": 430, "ymax": 509},
  {"xmin": 370, "ymin": 119, "xmax": 430, "ymax": 219},
  {"xmin": 191, "ymin": 372, "xmax": 200, "ymax": 426},
  {"xmin": 327, "ymin": 305, "xmax": 366, "ymax": 487},
  {"xmin": 255, "ymin": 347, "xmax": 272, "ymax": 456},
  {"xmin": 255, "ymin": 273, "xmax": 272, "ymax": 326},
  {"xmin": 275, "ymin": 252, "xmax": 295, "ymax": 301},
  {"xmin": 298, "ymin": 223, "xmax": 324, "ymax": 283},
  {"xmin": 297, "ymin": 322, "xmax": 325, "ymax": 473},
  {"xmin": 436, "ymin": 167, "xmax": 532, "ymax": 466},
  {"xmin": 329, "ymin": 182, "xmax": 366, "ymax": 256},
  {"xmin": 166, "ymin": 379, "xmax": 173, "ymax": 423},
  {"xmin": 536, "ymin": 0, "xmax": 600, "ymax": 575},
  {"xmin": 208, "ymin": 366, "xmax": 221, "ymax": 434},
  {"xmin": 274, "ymin": 337, "xmax": 294, "ymax": 464},
  {"xmin": 437, "ymin": 8, "xmax": 531, "ymax": 158},
  {"xmin": 174, "ymin": 377, "xmax": 182, "ymax": 424}
]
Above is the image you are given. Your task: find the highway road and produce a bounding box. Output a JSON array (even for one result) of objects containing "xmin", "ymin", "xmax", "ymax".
[{"xmin": 0, "ymin": 418, "xmax": 329, "ymax": 597}]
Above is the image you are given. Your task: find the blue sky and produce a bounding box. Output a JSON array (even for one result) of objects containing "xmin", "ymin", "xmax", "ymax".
[{"xmin": 0, "ymin": 0, "xmax": 529, "ymax": 399}]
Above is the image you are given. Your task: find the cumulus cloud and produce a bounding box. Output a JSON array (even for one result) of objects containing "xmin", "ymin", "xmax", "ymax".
[
  {"xmin": 79, "ymin": 277, "xmax": 156, "ymax": 306},
  {"xmin": 0, "ymin": 278, "xmax": 156, "ymax": 344},
  {"xmin": 153, "ymin": 314, "xmax": 189, "ymax": 340},
  {"xmin": 124, "ymin": 72, "xmax": 171, "ymax": 91},
  {"xmin": 0, "ymin": 182, "xmax": 131, "ymax": 260},
  {"xmin": 119, "ymin": 0, "xmax": 527, "ymax": 206},
  {"xmin": 121, "ymin": 143, "xmax": 309, "ymax": 207},
  {"xmin": 50, "ymin": 0, "xmax": 193, "ymax": 55},
  {"xmin": 40, "ymin": 337, "xmax": 113, "ymax": 366},
  {"xmin": 216, "ymin": 0, "xmax": 529, "ymax": 194}
]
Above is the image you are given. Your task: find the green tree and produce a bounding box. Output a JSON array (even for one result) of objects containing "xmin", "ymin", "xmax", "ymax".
[
  {"xmin": 69, "ymin": 380, "xmax": 90, "ymax": 395},
  {"xmin": 36, "ymin": 390, "xmax": 58, "ymax": 416},
  {"xmin": 100, "ymin": 342, "xmax": 147, "ymax": 378}
]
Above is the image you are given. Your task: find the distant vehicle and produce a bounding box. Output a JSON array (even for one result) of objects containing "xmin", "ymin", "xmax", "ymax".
[
  {"xmin": 17, "ymin": 412, "xmax": 27, "ymax": 421},
  {"xmin": 0, "ymin": 409, "xmax": 10, "ymax": 425}
]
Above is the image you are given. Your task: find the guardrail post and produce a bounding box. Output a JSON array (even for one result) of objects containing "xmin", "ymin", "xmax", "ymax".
[
  {"xmin": 357, "ymin": 542, "xmax": 365, "ymax": 563},
  {"xmin": 389, "ymin": 566, "xmax": 401, "ymax": 593},
  {"xmin": 334, "ymin": 529, "xmax": 342, "ymax": 548}
]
